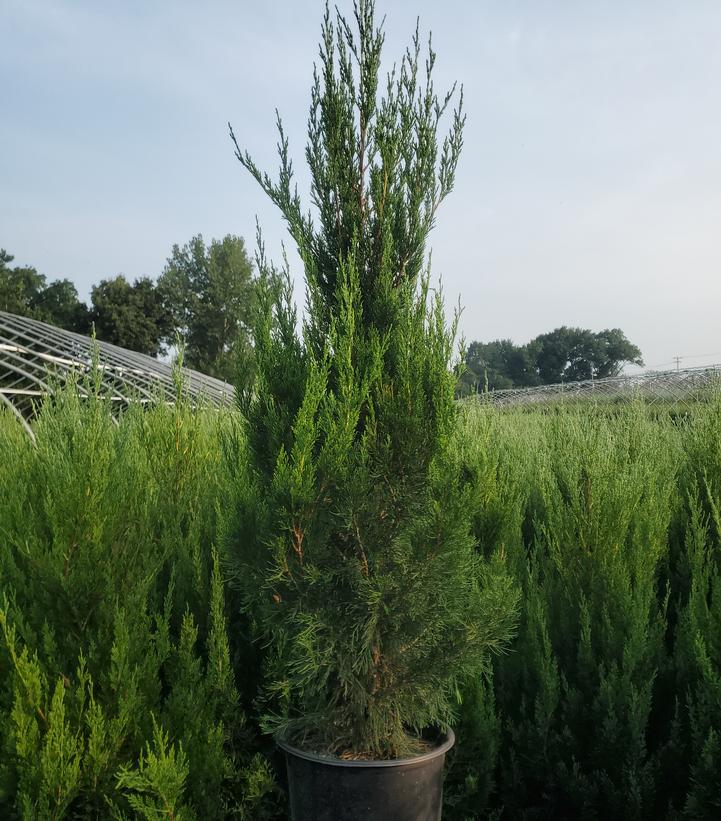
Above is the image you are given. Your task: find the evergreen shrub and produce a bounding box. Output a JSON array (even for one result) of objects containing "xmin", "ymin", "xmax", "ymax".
[
  {"xmin": 445, "ymin": 398, "xmax": 721, "ymax": 820},
  {"xmin": 0, "ymin": 380, "xmax": 279, "ymax": 820},
  {"xmin": 2, "ymin": 381, "xmax": 721, "ymax": 817},
  {"xmin": 224, "ymin": 0, "xmax": 519, "ymax": 759}
]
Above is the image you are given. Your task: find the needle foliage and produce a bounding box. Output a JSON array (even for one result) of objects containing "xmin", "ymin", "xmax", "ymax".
[
  {"xmin": 225, "ymin": 0, "xmax": 518, "ymax": 759},
  {"xmin": 2, "ymin": 382, "xmax": 721, "ymax": 815},
  {"xmin": 0, "ymin": 381, "xmax": 279, "ymax": 820}
]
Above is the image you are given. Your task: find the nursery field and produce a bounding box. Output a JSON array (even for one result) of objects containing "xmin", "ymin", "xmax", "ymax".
[{"xmin": 1, "ymin": 385, "xmax": 720, "ymax": 819}]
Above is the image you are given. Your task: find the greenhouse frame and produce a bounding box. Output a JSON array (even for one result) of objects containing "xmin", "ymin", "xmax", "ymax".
[{"xmin": 0, "ymin": 310, "xmax": 233, "ymax": 437}]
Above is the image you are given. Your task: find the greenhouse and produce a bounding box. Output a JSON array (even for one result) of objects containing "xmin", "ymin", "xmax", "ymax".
[{"xmin": 0, "ymin": 309, "xmax": 233, "ymax": 436}]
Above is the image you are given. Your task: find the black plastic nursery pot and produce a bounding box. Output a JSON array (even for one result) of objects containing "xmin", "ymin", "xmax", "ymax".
[{"xmin": 278, "ymin": 729, "xmax": 455, "ymax": 821}]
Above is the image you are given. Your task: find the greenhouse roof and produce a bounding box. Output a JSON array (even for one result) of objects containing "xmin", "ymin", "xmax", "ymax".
[{"xmin": 0, "ymin": 310, "xmax": 233, "ymax": 436}]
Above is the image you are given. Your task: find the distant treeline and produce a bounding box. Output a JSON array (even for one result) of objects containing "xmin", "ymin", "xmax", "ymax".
[
  {"xmin": 459, "ymin": 327, "xmax": 643, "ymax": 394},
  {"xmin": 0, "ymin": 235, "xmax": 254, "ymax": 382},
  {"xmin": 2, "ymin": 243, "xmax": 643, "ymax": 387}
]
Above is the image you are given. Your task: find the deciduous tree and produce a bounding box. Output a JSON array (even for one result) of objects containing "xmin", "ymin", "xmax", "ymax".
[
  {"xmin": 0, "ymin": 249, "xmax": 47, "ymax": 316},
  {"xmin": 33, "ymin": 279, "xmax": 91, "ymax": 334},
  {"xmin": 90, "ymin": 275, "xmax": 172, "ymax": 356},
  {"xmin": 0, "ymin": 249, "xmax": 90, "ymax": 333},
  {"xmin": 158, "ymin": 234, "xmax": 254, "ymax": 381},
  {"xmin": 533, "ymin": 326, "xmax": 643, "ymax": 383},
  {"xmin": 463, "ymin": 327, "xmax": 644, "ymax": 392}
]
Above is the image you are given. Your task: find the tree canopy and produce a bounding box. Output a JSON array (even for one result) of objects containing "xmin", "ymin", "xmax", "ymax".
[
  {"xmin": 158, "ymin": 234, "xmax": 254, "ymax": 381},
  {"xmin": 0, "ymin": 249, "xmax": 90, "ymax": 333},
  {"xmin": 1, "ymin": 240, "xmax": 256, "ymax": 377},
  {"xmin": 90, "ymin": 275, "xmax": 172, "ymax": 357},
  {"xmin": 462, "ymin": 326, "xmax": 644, "ymax": 394},
  {"xmin": 2, "ymin": 247, "xmax": 643, "ymax": 391},
  {"xmin": 33, "ymin": 279, "xmax": 91, "ymax": 335}
]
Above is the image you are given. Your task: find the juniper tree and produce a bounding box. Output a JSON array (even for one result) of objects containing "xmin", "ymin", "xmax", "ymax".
[
  {"xmin": 226, "ymin": 0, "xmax": 517, "ymax": 759},
  {"xmin": 0, "ymin": 383, "xmax": 279, "ymax": 819},
  {"xmin": 673, "ymin": 393, "xmax": 721, "ymax": 817},
  {"xmin": 487, "ymin": 406, "xmax": 679, "ymax": 819}
]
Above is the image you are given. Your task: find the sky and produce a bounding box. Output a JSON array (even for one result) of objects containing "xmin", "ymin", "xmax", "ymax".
[{"xmin": 2, "ymin": 0, "xmax": 721, "ymax": 373}]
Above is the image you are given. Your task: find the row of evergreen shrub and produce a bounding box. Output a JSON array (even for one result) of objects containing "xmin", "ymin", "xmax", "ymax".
[
  {"xmin": 446, "ymin": 395, "xmax": 721, "ymax": 820},
  {"xmin": 0, "ymin": 378, "xmax": 280, "ymax": 820},
  {"xmin": 1, "ymin": 384, "xmax": 720, "ymax": 818}
]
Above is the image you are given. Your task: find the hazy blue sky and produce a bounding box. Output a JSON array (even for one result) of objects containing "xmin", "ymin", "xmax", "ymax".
[{"xmin": 3, "ymin": 0, "xmax": 721, "ymax": 371}]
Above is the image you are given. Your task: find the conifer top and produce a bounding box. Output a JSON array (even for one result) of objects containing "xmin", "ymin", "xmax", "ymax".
[{"xmin": 227, "ymin": 0, "xmax": 516, "ymax": 759}]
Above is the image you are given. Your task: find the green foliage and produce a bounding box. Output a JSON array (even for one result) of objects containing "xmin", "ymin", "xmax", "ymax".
[
  {"xmin": 444, "ymin": 670, "xmax": 501, "ymax": 821},
  {"xmin": 0, "ymin": 384, "xmax": 280, "ymax": 820},
  {"xmin": 0, "ymin": 249, "xmax": 48, "ymax": 316},
  {"xmin": 1, "ymin": 239, "xmax": 255, "ymax": 378},
  {"xmin": 230, "ymin": 0, "xmax": 465, "ymax": 339},
  {"xmin": 533, "ymin": 326, "xmax": 644, "ymax": 382},
  {"xmin": 226, "ymin": 0, "xmax": 518, "ymax": 759},
  {"xmin": 113, "ymin": 719, "xmax": 191, "ymax": 820},
  {"xmin": 0, "ymin": 249, "xmax": 89, "ymax": 332},
  {"xmin": 158, "ymin": 234, "xmax": 255, "ymax": 381},
  {"xmin": 90, "ymin": 274, "xmax": 173, "ymax": 356},
  {"xmin": 31, "ymin": 279, "xmax": 91, "ymax": 334},
  {"xmin": 2, "ymin": 364, "xmax": 721, "ymax": 816},
  {"xmin": 460, "ymin": 339, "xmax": 539, "ymax": 394},
  {"xmin": 462, "ymin": 327, "xmax": 644, "ymax": 394},
  {"xmin": 496, "ymin": 407, "xmax": 677, "ymax": 819},
  {"xmin": 674, "ymin": 396, "xmax": 721, "ymax": 819},
  {"xmin": 441, "ymin": 399, "xmax": 721, "ymax": 820}
]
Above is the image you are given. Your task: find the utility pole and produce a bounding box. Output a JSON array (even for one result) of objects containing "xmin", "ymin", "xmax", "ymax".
[{"xmin": 673, "ymin": 356, "xmax": 682, "ymax": 371}]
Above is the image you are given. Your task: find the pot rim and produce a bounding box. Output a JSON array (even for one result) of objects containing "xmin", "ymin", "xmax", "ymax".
[{"xmin": 277, "ymin": 727, "xmax": 455, "ymax": 769}]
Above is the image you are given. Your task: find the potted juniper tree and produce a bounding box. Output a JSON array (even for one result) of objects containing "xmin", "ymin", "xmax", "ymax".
[{"xmin": 225, "ymin": 2, "xmax": 517, "ymax": 818}]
